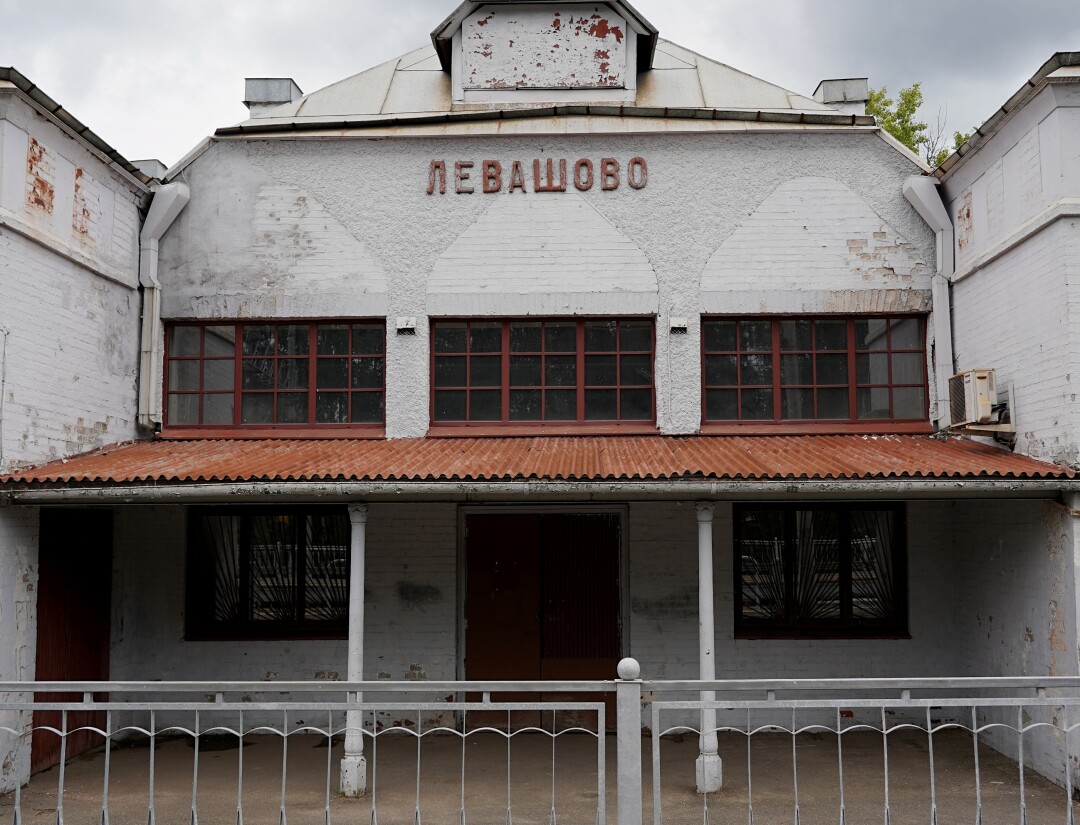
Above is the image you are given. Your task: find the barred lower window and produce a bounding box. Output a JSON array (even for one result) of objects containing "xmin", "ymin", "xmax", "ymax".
[
  {"xmin": 735, "ymin": 504, "xmax": 907, "ymax": 638},
  {"xmin": 164, "ymin": 321, "xmax": 385, "ymax": 429},
  {"xmin": 431, "ymin": 318, "xmax": 655, "ymax": 426},
  {"xmin": 186, "ymin": 509, "xmax": 350, "ymax": 640},
  {"xmin": 702, "ymin": 316, "xmax": 927, "ymax": 424}
]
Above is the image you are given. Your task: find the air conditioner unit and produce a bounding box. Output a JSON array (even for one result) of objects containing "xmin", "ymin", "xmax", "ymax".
[{"xmin": 949, "ymin": 369, "xmax": 998, "ymax": 426}]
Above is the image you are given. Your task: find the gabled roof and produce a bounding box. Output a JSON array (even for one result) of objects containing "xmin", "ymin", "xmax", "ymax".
[
  {"xmin": 223, "ymin": 39, "xmax": 841, "ymax": 135},
  {"xmin": 1, "ymin": 435, "xmax": 1072, "ymax": 495},
  {"xmin": 430, "ymin": 0, "xmax": 660, "ymax": 74}
]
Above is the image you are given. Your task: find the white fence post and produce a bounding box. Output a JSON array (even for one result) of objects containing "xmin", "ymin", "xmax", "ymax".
[{"xmin": 617, "ymin": 657, "xmax": 643, "ymax": 825}]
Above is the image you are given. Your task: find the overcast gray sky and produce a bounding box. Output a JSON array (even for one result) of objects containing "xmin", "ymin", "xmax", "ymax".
[{"xmin": 2, "ymin": 0, "xmax": 1078, "ymax": 167}]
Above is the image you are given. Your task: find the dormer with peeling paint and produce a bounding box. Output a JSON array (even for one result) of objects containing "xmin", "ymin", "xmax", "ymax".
[{"xmin": 432, "ymin": 1, "xmax": 658, "ymax": 104}]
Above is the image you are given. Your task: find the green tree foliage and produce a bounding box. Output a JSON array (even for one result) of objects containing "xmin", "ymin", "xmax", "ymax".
[{"xmin": 867, "ymin": 83, "xmax": 973, "ymax": 168}]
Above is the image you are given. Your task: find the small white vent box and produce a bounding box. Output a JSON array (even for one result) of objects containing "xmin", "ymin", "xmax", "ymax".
[{"xmin": 949, "ymin": 369, "xmax": 998, "ymax": 426}]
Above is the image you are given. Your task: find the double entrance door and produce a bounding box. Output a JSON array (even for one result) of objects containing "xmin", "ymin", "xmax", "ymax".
[{"xmin": 464, "ymin": 511, "xmax": 622, "ymax": 730}]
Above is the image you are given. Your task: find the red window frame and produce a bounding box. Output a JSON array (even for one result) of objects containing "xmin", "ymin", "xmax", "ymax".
[
  {"xmin": 429, "ymin": 318, "xmax": 656, "ymax": 432},
  {"xmin": 701, "ymin": 315, "xmax": 931, "ymax": 434},
  {"xmin": 163, "ymin": 320, "xmax": 385, "ymax": 435}
]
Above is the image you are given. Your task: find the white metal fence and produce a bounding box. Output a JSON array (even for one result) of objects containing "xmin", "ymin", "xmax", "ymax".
[{"xmin": 2, "ymin": 664, "xmax": 1080, "ymax": 825}]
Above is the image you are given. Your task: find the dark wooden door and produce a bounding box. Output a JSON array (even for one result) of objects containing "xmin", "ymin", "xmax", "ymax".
[
  {"xmin": 32, "ymin": 509, "xmax": 112, "ymax": 774},
  {"xmin": 464, "ymin": 512, "xmax": 621, "ymax": 731}
]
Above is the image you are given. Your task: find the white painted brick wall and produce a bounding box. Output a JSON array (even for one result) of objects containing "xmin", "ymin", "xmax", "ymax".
[
  {"xmin": 0, "ymin": 228, "xmax": 140, "ymax": 472},
  {"xmin": 952, "ymin": 220, "xmax": 1076, "ymax": 464},
  {"xmin": 0, "ymin": 508, "xmax": 38, "ymax": 793}
]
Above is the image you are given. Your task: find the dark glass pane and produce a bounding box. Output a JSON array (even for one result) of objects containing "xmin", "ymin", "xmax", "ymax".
[
  {"xmin": 316, "ymin": 325, "xmax": 349, "ymax": 356},
  {"xmin": 585, "ymin": 389, "xmax": 617, "ymax": 420},
  {"xmin": 205, "ymin": 326, "xmax": 236, "ymax": 357},
  {"xmin": 891, "ymin": 353, "xmax": 924, "ymax": 384},
  {"xmin": 248, "ymin": 515, "xmax": 298, "ymax": 621},
  {"xmin": 241, "ymin": 393, "xmax": 273, "ymax": 424},
  {"xmin": 741, "ymin": 388, "xmax": 774, "ymax": 420},
  {"xmin": 739, "ymin": 509, "xmax": 787, "ymax": 621},
  {"xmin": 434, "ymin": 356, "xmax": 467, "ymax": 387},
  {"xmin": 620, "ymin": 354, "xmax": 652, "ymax": 386},
  {"xmin": 620, "ymin": 389, "xmax": 652, "ymax": 420},
  {"xmin": 470, "ymin": 355, "xmax": 502, "ymax": 387},
  {"xmin": 780, "ymin": 320, "xmax": 812, "ymax": 351},
  {"xmin": 890, "ymin": 317, "xmax": 922, "ymax": 349},
  {"xmin": 703, "ymin": 320, "xmax": 736, "ymax": 352},
  {"xmin": 510, "ymin": 355, "xmax": 542, "ymax": 386},
  {"xmin": 433, "ymin": 322, "xmax": 467, "ymax": 354},
  {"xmin": 585, "ymin": 320, "xmax": 617, "ymax": 352},
  {"xmin": 243, "ymin": 325, "xmax": 275, "ymax": 357},
  {"xmin": 850, "ymin": 509, "xmax": 898, "ymax": 621},
  {"xmin": 509, "ymin": 390, "xmax": 542, "ymax": 420},
  {"xmin": 510, "ymin": 322, "xmax": 542, "ymax": 352},
  {"xmin": 705, "ymin": 389, "xmax": 738, "ymax": 420},
  {"xmin": 242, "ymin": 359, "xmax": 275, "ymax": 390},
  {"xmin": 817, "ymin": 388, "xmax": 849, "ymax": 420},
  {"xmin": 793, "ymin": 510, "xmax": 841, "ymax": 621},
  {"xmin": 781, "ymin": 388, "xmax": 814, "ymax": 420},
  {"xmin": 277, "ymin": 393, "xmax": 308, "ymax": 424},
  {"xmin": 169, "ymin": 326, "xmax": 201, "ymax": 357},
  {"xmin": 277, "ymin": 359, "xmax": 309, "ymax": 390},
  {"xmin": 740, "ymin": 354, "xmax": 773, "ymax": 385},
  {"xmin": 350, "ymin": 391, "xmax": 383, "ymax": 424},
  {"xmin": 619, "ymin": 321, "xmax": 652, "ymax": 351},
  {"xmin": 740, "ymin": 320, "xmax": 772, "ymax": 352},
  {"xmin": 470, "ymin": 322, "xmax": 502, "ymax": 353},
  {"xmin": 704, "ymin": 355, "xmax": 737, "ymax": 386},
  {"xmin": 545, "ymin": 390, "xmax": 577, "ymax": 420},
  {"xmin": 434, "ymin": 390, "xmax": 466, "ymax": 421},
  {"xmin": 893, "ymin": 387, "xmax": 926, "ymax": 419},
  {"xmin": 351, "ymin": 357, "xmax": 384, "ymax": 389},
  {"xmin": 544, "ymin": 322, "xmax": 577, "ymax": 353},
  {"xmin": 168, "ymin": 360, "xmax": 200, "ymax": 392},
  {"xmin": 855, "ymin": 318, "xmax": 888, "ymax": 350},
  {"xmin": 585, "ymin": 355, "xmax": 617, "ymax": 386},
  {"xmin": 469, "ymin": 390, "xmax": 501, "ymax": 421},
  {"xmin": 316, "ymin": 392, "xmax": 348, "ymax": 424},
  {"xmin": 815, "ymin": 320, "xmax": 847, "ymax": 351},
  {"xmin": 277, "ymin": 325, "xmax": 309, "ymax": 356},
  {"xmin": 857, "ymin": 387, "xmax": 891, "ymax": 419},
  {"xmin": 780, "ymin": 354, "xmax": 812, "ymax": 386},
  {"xmin": 167, "ymin": 394, "xmax": 199, "ymax": 425},
  {"xmin": 203, "ymin": 393, "xmax": 235, "ymax": 425},
  {"xmin": 815, "ymin": 353, "xmax": 848, "ymax": 385},
  {"xmin": 316, "ymin": 358, "xmax": 348, "ymax": 389},
  {"xmin": 352, "ymin": 324, "xmax": 385, "ymax": 354},
  {"xmin": 303, "ymin": 514, "xmax": 349, "ymax": 622},
  {"xmin": 203, "ymin": 360, "xmax": 234, "ymax": 391},
  {"xmin": 856, "ymin": 353, "xmax": 889, "ymax": 385},
  {"xmin": 545, "ymin": 356, "xmax": 577, "ymax": 386}
]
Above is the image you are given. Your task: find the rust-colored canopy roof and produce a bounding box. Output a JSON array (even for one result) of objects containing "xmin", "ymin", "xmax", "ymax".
[{"xmin": 0, "ymin": 435, "xmax": 1073, "ymax": 487}]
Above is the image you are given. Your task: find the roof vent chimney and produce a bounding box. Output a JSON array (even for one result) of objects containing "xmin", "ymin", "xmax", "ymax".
[
  {"xmin": 813, "ymin": 78, "xmax": 869, "ymax": 116},
  {"xmin": 244, "ymin": 78, "xmax": 303, "ymax": 117}
]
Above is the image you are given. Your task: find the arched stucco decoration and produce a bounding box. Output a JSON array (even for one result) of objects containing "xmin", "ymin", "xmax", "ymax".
[
  {"xmin": 159, "ymin": 149, "xmax": 387, "ymax": 319},
  {"xmin": 427, "ymin": 192, "xmax": 658, "ymax": 315},
  {"xmin": 699, "ymin": 176, "xmax": 931, "ymax": 315}
]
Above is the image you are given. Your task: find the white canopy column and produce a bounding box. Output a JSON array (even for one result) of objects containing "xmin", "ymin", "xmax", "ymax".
[
  {"xmin": 696, "ymin": 502, "xmax": 722, "ymax": 792},
  {"xmin": 340, "ymin": 503, "xmax": 368, "ymax": 797}
]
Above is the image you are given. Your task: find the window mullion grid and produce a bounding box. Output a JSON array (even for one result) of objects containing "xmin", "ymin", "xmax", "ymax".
[
  {"xmin": 885, "ymin": 318, "xmax": 895, "ymax": 418},
  {"xmin": 307, "ymin": 325, "xmax": 318, "ymax": 427},
  {"xmin": 464, "ymin": 321, "xmax": 473, "ymax": 422},
  {"xmin": 771, "ymin": 320, "xmax": 781, "ymax": 421},
  {"xmin": 576, "ymin": 321, "xmax": 586, "ymax": 422},
  {"xmin": 784, "ymin": 508, "xmax": 796, "ymax": 627},
  {"xmin": 239, "ymin": 515, "xmax": 253, "ymax": 632},
  {"xmin": 846, "ymin": 320, "xmax": 858, "ymax": 421},
  {"xmin": 501, "ymin": 322, "xmax": 511, "ymax": 422},
  {"xmin": 294, "ymin": 515, "xmax": 306, "ymax": 625},
  {"xmin": 231, "ymin": 324, "xmax": 242, "ymax": 426},
  {"xmin": 839, "ymin": 508, "xmax": 853, "ymax": 630}
]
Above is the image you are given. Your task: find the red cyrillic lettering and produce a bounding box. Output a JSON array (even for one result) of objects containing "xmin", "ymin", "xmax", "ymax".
[
  {"xmin": 600, "ymin": 157, "xmax": 620, "ymax": 191},
  {"xmin": 427, "ymin": 161, "xmax": 447, "ymax": 195},
  {"xmin": 533, "ymin": 158, "xmax": 568, "ymax": 192},
  {"xmin": 628, "ymin": 156, "xmax": 648, "ymax": 190},
  {"xmin": 508, "ymin": 161, "xmax": 527, "ymax": 193},
  {"xmin": 482, "ymin": 160, "xmax": 503, "ymax": 193},
  {"xmin": 574, "ymin": 158, "xmax": 594, "ymax": 191},
  {"xmin": 455, "ymin": 161, "xmax": 474, "ymax": 194}
]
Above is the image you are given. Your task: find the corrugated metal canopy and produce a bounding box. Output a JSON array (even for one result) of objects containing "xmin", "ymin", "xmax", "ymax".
[{"xmin": 0, "ymin": 435, "xmax": 1072, "ymax": 488}]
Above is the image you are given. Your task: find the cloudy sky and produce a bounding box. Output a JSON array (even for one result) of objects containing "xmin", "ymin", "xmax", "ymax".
[{"xmin": 2, "ymin": 0, "xmax": 1078, "ymax": 168}]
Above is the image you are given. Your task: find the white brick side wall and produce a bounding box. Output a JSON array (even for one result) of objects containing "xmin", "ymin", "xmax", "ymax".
[{"xmin": 0, "ymin": 508, "xmax": 38, "ymax": 793}]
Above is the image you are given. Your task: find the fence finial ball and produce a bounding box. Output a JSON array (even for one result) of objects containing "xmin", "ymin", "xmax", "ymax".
[{"xmin": 617, "ymin": 658, "xmax": 641, "ymax": 680}]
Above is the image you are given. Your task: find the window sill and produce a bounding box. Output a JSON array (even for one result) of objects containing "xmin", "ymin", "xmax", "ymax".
[
  {"xmin": 426, "ymin": 423, "xmax": 659, "ymax": 437},
  {"xmin": 159, "ymin": 427, "xmax": 385, "ymax": 440},
  {"xmin": 184, "ymin": 631, "xmax": 349, "ymax": 642},
  {"xmin": 700, "ymin": 421, "xmax": 933, "ymax": 436},
  {"xmin": 735, "ymin": 631, "xmax": 912, "ymax": 641}
]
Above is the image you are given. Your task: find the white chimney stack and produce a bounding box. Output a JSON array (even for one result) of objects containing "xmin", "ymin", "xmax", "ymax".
[
  {"xmin": 813, "ymin": 78, "xmax": 870, "ymax": 116},
  {"xmin": 244, "ymin": 78, "xmax": 303, "ymax": 117}
]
